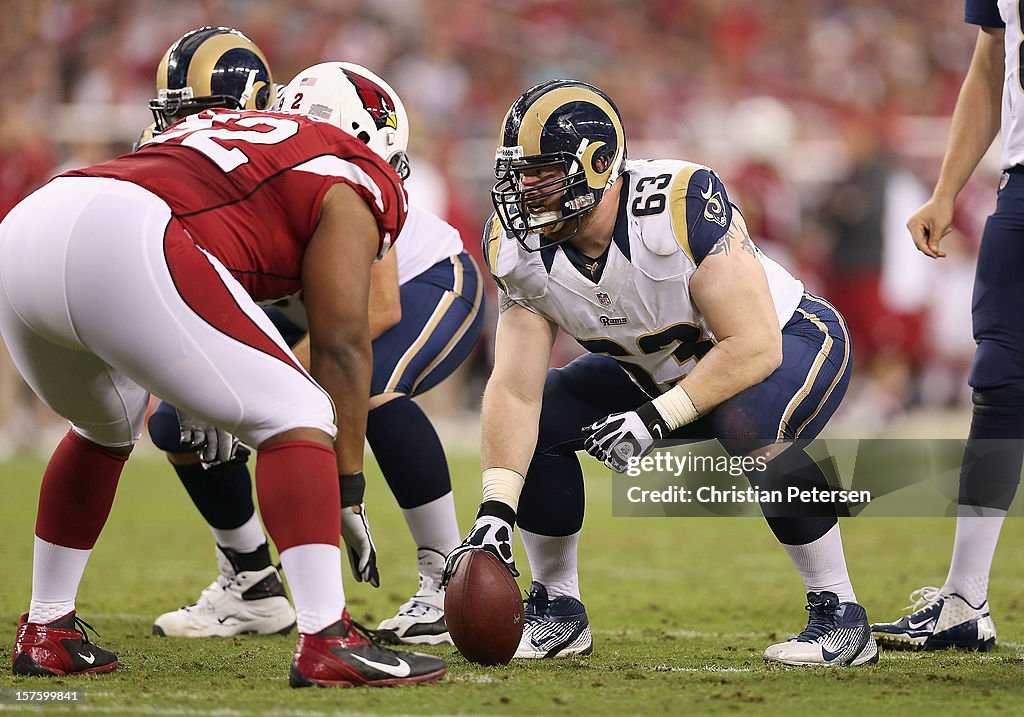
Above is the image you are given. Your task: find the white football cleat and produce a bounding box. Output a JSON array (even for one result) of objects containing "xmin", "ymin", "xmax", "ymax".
[
  {"xmin": 375, "ymin": 548, "xmax": 453, "ymax": 646},
  {"xmin": 871, "ymin": 586, "xmax": 996, "ymax": 651},
  {"xmin": 514, "ymin": 582, "xmax": 593, "ymax": 659},
  {"xmin": 764, "ymin": 591, "xmax": 878, "ymax": 667},
  {"xmin": 153, "ymin": 544, "xmax": 295, "ymax": 638}
]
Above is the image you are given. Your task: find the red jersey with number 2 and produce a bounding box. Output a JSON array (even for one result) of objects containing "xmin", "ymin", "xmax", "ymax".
[{"xmin": 62, "ymin": 109, "xmax": 407, "ymax": 301}]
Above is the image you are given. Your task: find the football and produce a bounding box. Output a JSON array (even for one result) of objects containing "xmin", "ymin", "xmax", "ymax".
[{"xmin": 443, "ymin": 550, "xmax": 524, "ymax": 665}]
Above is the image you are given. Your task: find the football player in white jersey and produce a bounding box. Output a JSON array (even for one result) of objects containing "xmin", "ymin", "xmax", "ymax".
[
  {"xmin": 445, "ymin": 79, "xmax": 876, "ymax": 667},
  {"xmin": 871, "ymin": 0, "xmax": 1016, "ymax": 652},
  {"xmin": 137, "ymin": 31, "xmax": 483, "ymax": 646}
]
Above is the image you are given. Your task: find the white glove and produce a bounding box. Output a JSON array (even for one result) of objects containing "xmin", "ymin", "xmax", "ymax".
[
  {"xmin": 583, "ymin": 403, "xmax": 668, "ymax": 473},
  {"xmin": 341, "ymin": 504, "xmax": 380, "ymax": 587},
  {"xmin": 339, "ymin": 472, "xmax": 379, "ymax": 587},
  {"xmin": 443, "ymin": 502, "xmax": 519, "ymax": 585},
  {"xmin": 176, "ymin": 409, "xmax": 249, "ymax": 468}
]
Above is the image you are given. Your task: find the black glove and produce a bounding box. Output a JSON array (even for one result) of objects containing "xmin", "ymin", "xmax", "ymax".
[
  {"xmin": 442, "ymin": 500, "xmax": 519, "ymax": 585},
  {"xmin": 176, "ymin": 408, "xmax": 250, "ymax": 468},
  {"xmin": 582, "ymin": 402, "xmax": 669, "ymax": 472}
]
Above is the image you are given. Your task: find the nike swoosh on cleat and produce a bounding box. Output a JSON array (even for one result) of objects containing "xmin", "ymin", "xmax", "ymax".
[
  {"xmin": 78, "ymin": 653, "xmax": 96, "ymax": 665},
  {"xmin": 906, "ymin": 617, "xmax": 933, "ymax": 630},
  {"xmin": 350, "ymin": 653, "xmax": 411, "ymax": 677},
  {"xmin": 531, "ymin": 635, "xmax": 555, "ymax": 648},
  {"xmin": 820, "ymin": 647, "xmax": 843, "ymax": 662}
]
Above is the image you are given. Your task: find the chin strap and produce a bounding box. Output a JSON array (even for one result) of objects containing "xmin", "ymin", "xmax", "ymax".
[{"xmin": 237, "ymin": 69, "xmax": 259, "ymax": 109}]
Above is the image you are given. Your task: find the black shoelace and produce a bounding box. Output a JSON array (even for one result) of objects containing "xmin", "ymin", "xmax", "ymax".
[
  {"xmin": 348, "ymin": 618, "xmax": 386, "ymax": 647},
  {"xmin": 523, "ymin": 588, "xmax": 548, "ymax": 615},
  {"xmin": 795, "ymin": 601, "xmax": 839, "ymax": 642},
  {"xmin": 73, "ymin": 615, "xmax": 101, "ymax": 645}
]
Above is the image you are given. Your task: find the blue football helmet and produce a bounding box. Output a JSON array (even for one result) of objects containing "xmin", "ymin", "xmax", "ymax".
[
  {"xmin": 491, "ymin": 79, "xmax": 626, "ymax": 251},
  {"xmin": 150, "ymin": 26, "xmax": 275, "ymax": 131}
]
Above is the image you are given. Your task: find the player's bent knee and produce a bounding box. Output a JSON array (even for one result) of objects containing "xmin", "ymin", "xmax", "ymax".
[
  {"xmin": 69, "ymin": 427, "xmax": 134, "ymax": 458},
  {"xmin": 369, "ymin": 391, "xmax": 404, "ymax": 411},
  {"xmin": 148, "ymin": 406, "xmax": 189, "ymax": 452}
]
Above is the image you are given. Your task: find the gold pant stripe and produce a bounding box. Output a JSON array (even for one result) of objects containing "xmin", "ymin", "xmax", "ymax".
[
  {"xmin": 781, "ymin": 294, "xmax": 851, "ymax": 439},
  {"xmin": 411, "ymin": 255, "xmax": 484, "ymax": 394},
  {"xmin": 384, "ymin": 256, "xmax": 464, "ymax": 393}
]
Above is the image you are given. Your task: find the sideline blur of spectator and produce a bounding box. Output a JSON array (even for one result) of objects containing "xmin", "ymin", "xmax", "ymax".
[{"xmin": 0, "ymin": 0, "xmax": 985, "ymax": 452}]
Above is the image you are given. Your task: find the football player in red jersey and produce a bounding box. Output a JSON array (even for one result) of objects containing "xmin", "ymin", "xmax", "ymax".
[
  {"xmin": 135, "ymin": 30, "xmax": 480, "ymax": 647},
  {"xmin": 0, "ymin": 61, "xmax": 446, "ymax": 687}
]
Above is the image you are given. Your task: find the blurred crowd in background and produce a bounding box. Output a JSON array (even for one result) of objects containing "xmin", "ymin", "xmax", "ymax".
[{"xmin": 0, "ymin": 0, "xmax": 996, "ymax": 455}]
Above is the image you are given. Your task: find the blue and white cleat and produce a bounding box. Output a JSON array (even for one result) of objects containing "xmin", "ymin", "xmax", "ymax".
[
  {"xmin": 764, "ymin": 591, "xmax": 878, "ymax": 667},
  {"xmin": 871, "ymin": 586, "xmax": 996, "ymax": 652},
  {"xmin": 514, "ymin": 582, "xmax": 593, "ymax": 659}
]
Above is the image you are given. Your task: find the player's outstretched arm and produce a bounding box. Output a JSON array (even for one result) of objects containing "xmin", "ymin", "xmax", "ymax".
[
  {"xmin": 302, "ymin": 182, "xmax": 379, "ymax": 476},
  {"xmin": 910, "ymin": 26, "xmax": 1003, "ymax": 259},
  {"xmin": 481, "ymin": 298, "xmax": 558, "ymax": 483},
  {"xmin": 303, "ymin": 183, "xmax": 384, "ymax": 587},
  {"xmin": 444, "ymin": 298, "xmax": 557, "ymax": 581}
]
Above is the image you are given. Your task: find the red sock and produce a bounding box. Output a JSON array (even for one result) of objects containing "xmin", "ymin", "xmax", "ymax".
[
  {"xmin": 35, "ymin": 430, "xmax": 128, "ymax": 550},
  {"xmin": 256, "ymin": 440, "xmax": 340, "ymax": 552}
]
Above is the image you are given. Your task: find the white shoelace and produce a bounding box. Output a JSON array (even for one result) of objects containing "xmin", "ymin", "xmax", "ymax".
[
  {"xmin": 904, "ymin": 585, "xmax": 943, "ymax": 613},
  {"xmin": 187, "ymin": 575, "xmax": 232, "ymax": 612},
  {"xmin": 396, "ymin": 592, "xmax": 443, "ymax": 618}
]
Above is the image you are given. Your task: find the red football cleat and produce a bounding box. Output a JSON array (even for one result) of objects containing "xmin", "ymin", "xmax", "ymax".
[
  {"xmin": 289, "ymin": 610, "xmax": 446, "ymax": 688},
  {"xmin": 12, "ymin": 612, "xmax": 119, "ymax": 677}
]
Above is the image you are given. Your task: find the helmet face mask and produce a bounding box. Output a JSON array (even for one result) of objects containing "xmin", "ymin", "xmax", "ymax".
[
  {"xmin": 279, "ymin": 62, "xmax": 410, "ymax": 179},
  {"xmin": 493, "ymin": 150, "xmax": 590, "ymax": 243},
  {"xmin": 491, "ymin": 80, "xmax": 626, "ymax": 251},
  {"xmin": 150, "ymin": 26, "xmax": 275, "ymax": 131}
]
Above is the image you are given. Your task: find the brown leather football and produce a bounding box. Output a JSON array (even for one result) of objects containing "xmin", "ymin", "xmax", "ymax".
[{"xmin": 443, "ymin": 550, "xmax": 523, "ymax": 665}]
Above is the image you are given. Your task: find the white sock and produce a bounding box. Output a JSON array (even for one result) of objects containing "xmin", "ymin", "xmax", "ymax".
[
  {"xmin": 401, "ymin": 492, "xmax": 461, "ymax": 566},
  {"xmin": 29, "ymin": 537, "xmax": 91, "ymax": 623},
  {"xmin": 519, "ymin": 528, "xmax": 580, "ymax": 600},
  {"xmin": 781, "ymin": 523, "xmax": 857, "ymax": 603},
  {"xmin": 943, "ymin": 504, "xmax": 1006, "ymax": 606},
  {"xmin": 279, "ymin": 543, "xmax": 344, "ymax": 634},
  {"xmin": 210, "ymin": 512, "xmax": 267, "ymax": 554}
]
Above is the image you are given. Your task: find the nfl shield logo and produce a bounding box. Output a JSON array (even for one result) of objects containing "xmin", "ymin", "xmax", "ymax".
[{"xmin": 596, "ymin": 292, "xmax": 612, "ymax": 307}]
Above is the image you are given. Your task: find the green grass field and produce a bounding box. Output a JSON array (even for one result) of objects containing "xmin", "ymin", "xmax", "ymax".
[{"xmin": 2, "ymin": 449, "xmax": 1024, "ymax": 716}]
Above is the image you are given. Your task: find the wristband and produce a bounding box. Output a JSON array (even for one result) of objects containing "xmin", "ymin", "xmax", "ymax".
[
  {"xmin": 650, "ymin": 385, "xmax": 700, "ymax": 431},
  {"xmin": 481, "ymin": 467, "xmax": 525, "ymax": 512},
  {"xmin": 339, "ymin": 471, "xmax": 366, "ymax": 508}
]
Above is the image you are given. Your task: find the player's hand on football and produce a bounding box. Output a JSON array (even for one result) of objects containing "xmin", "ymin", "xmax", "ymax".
[
  {"xmin": 583, "ymin": 404, "xmax": 668, "ymax": 473},
  {"xmin": 443, "ymin": 512, "xmax": 519, "ymax": 584},
  {"xmin": 339, "ymin": 472, "xmax": 380, "ymax": 587},
  {"xmin": 907, "ymin": 196, "xmax": 954, "ymax": 259},
  {"xmin": 176, "ymin": 409, "xmax": 250, "ymax": 468}
]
